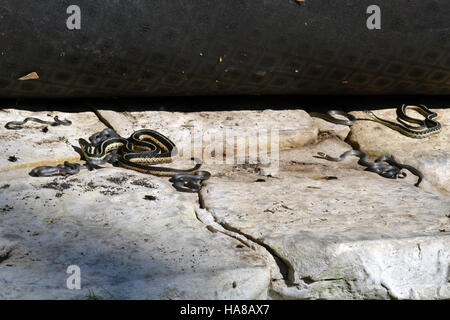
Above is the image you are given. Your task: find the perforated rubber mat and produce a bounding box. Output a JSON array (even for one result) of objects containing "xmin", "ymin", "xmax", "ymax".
[{"xmin": 1, "ymin": 0, "xmax": 450, "ymax": 98}]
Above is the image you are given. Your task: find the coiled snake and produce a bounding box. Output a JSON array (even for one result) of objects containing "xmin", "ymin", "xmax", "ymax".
[
  {"xmin": 30, "ymin": 128, "xmax": 210, "ymax": 192},
  {"xmin": 310, "ymin": 104, "xmax": 441, "ymax": 138},
  {"xmin": 315, "ymin": 149, "xmax": 423, "ymax": 187}
]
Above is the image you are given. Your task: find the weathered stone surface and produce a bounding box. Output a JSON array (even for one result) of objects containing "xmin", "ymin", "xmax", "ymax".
[
  {"xmin": 0, "ymin": 168, "xmax": 270, "ymax": 299},
  {"xmin": 97, "ymin": 109, "xmax": 320, "ymax": 159},
  {"xmin": 311, "ymin": 117, "xmax": 350, "ymax": 141},
  {"xmin": 205, "ymin": 137, "xmax": 356, "ymax": 179},
  {"xmin": 201, "ymin": 169, "xmax": 450, "ymax": 299},
  {"xmin": 280, "ymin": 137, "xmax": 357, "ymax": 169},
  {"xmin": 1, "ymin": 105, "xmax": 448, "ymax": 300},
  {"xmin": 0, "ymin": 109, "xmax": 105, "ymax": 172},
  {"xmin": 348, "ymin": 108, "xmax": 450, "ymax": 195}
]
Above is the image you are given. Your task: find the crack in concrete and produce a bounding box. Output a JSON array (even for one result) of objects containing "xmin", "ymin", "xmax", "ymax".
[
  {"xmin": 216, "ymin": 219, "xmax": 296, "ymax": 286},
  {"xmin": 90, "ymin": 107, "xmax": 115, "ymax": 131},
  {"xmin": 317, "ymin": 130, "xmax": 349, "ymax": 143},
  {"xmin": 380, "ymin": 281, "xmax": 398, "ymax": 300},
  {"xmin": 194, "ymin": 207, "xmax": 257, "ymax": 251},
  {"xmin": 197, "ymin": 189, "xmax": 295, "ymax": 289},
  {"xmin": 417, "ymin": 243, "xmax": 422, "ymax": 259},
  {"xmin": 0, "ymin": 250, "xmax": 11, "ymax": 264},
  {"xmin": 194, "ymin": 205, "xmax": 300, "ymax": 299},
  {"xmin": 198, "ymin": 187, "xmax": 206, "ymax": 209},
  {"xmin": 301, "ymin": 276, "xmax": 349, "ymax": 284}
]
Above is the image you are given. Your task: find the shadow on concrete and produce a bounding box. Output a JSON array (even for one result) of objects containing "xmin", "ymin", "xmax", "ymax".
[{"xmin": 0, "ymin": 95, "xmax": 449, "ymax": 114}]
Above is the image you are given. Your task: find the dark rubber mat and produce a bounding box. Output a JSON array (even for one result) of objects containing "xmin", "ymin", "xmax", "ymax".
[{"xmin": 0, "ymin": 0, "xmax": 449, "ymax": 98}]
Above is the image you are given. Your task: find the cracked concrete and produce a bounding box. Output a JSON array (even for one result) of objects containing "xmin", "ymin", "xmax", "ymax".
[
  {"xmin": 0, "ymin": 105, "xmax": 449, "ymax": 299},
  {"xmin": 201, "ymin": 168, "xmax": 450, "ymax": 299},
  {"xmin": 0, "ymin": 168, "xmax": 271, "ymax": 299}
]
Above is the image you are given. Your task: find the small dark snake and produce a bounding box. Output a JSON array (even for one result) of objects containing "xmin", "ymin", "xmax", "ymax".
[
  {"xmin": 315, "ymin": 149, "xmax": 423, "ymax": 187},
  {"xmin": 31, "ymin": 161, "xmax": 212, "ymax": 193},
  {"xmin": 29, "ymin": 161, "xmax": 103, "ymax": 177},
  {"xmin": 310, "ymin": 110, "xmax": 356, "ymax": 126},
  {"xmin": 30, "ymin": 161, "xmax": 82, "ymax": 177},
  {"xmin": 170, "ymin": 171, "xmax": 211, "ymax": 193},
  {"xmin": 5, "ymin": 116, "xmax": 72, "ymax": 130},
  {"xmin": 29, "ymin": 129, "xmax": 115, "ymax": 177}
]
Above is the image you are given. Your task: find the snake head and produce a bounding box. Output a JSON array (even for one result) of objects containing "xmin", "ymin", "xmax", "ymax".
[
  {"xmin": 316, "ymin": 152, "xmax": 327, "ymax": 159},
  {"xmin": 78, "ymin": 138, "xmax": 90, "ymax": 149},
  {"xmin": 49, "ymin": 116, "xmax": 61, "ymax": 126},
  {"xmin": 379, "ymin": 167, "xmax": 407, "ymax": 179},
  {"xmin": 78, "ymin": 138, "xmax": 97, "ymax": 156},
  {"xmin": 88, "ymin": 128, "xmax": 119, "ymax": 145},
  {"xmin": 375, "ymin": 165, "xmax": 400, "ymax": 179},
  {"xmin": 396, "ymin": 171, "xmax": 407, "ymax": 179},
  {"xmin": 363, "ymin": 110, "xmax": 376, "ymax": 116}
]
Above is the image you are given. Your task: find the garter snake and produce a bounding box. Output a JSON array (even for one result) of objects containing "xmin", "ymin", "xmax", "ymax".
[
  {"xmin": 364, "ymin": 104, "xmax": 441, "ymax": 138},
  {"xmin": 310, "ymin": 104, "xmax": 441, "ymax": 138},
  {"xmin": 79, "ymin": 128, "xmax": 202, "ymax": 176}
]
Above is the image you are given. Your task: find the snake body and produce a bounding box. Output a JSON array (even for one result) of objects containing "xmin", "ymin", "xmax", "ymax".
[
  {"xmin": 79, "ymin": 128, "xmax": 201, "ymax": 176},
  {"xmin": 5, "ymin": 116, "xmax": 72, "ymax": 130},
  {"xmin": 30, "ymin": 161, "xmax": 83, "ymax": 177},
  {"xmin": 316, "ymin": 150, "xmax": 423, "ymax": 187},
  {"xmin": 170, "ymin": 171, "xmax": 211, "ymax": 193},
  {"xmin": 364, "ymin": 104, "xmax": 441, "ymax": 138},
  {"xmin": 29, "ymin": 127, "xmax": 208, "ymax": 193},
  {"xmin": 310, "ymin": 104, "xmax": 441, "ymax": 138},
  {"xmin": 309, "ymin": 110, "xmax": 356, "ymax": 126}
]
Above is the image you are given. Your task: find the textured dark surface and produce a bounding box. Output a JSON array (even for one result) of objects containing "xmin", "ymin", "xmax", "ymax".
[{"xmin": 0, "ymin": 0, "xmax": 450, "ymax": 98}]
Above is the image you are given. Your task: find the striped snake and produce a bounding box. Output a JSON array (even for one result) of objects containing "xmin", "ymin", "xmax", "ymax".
[
  {"xmin": 310, "ymin": 104, "xmax": 441, "ymax": 138},
  {"xmin": 79, "ymin": 128, "xmax": 202, "ymax": 176},
  {"xmin": 29, "ymin": 128, "xmax": 209, "ymax": 192}
]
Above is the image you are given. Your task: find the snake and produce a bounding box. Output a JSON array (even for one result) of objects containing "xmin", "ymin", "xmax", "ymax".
[
  {"xmin": 29, "ymin": 159, "xmax": 106, "ymax": 177},
  {"xmin": 315, "ymin": 149, "xmax": 423, "ymax": 187},
  {"xmin": 79, "ymin": 128, "xmax": 202, "ymax": 176},
  {"xmin": 309, "ymin": 110, "xmax": 356, "ymax": 126},
  {"xmin": 170, "ymin": 171, "xmax": 211, "ymax": 193},
  {"xmin": 310, "ymin": 104, "xmax": 441, "ymax": 138},
  {"xmin": 30, "ymin": 161, "xmax": 84, "ymax": 177},
  {"xmin": 364, "ymin": 104, "xmax": 441, "ymax": 138},
  {"xmin": 5, "ymin": 116, "xmax": 72, "ymax": 130},
  {"xmin": 30, "ymin": 128, "xmax": 210, "ymax": 194}
]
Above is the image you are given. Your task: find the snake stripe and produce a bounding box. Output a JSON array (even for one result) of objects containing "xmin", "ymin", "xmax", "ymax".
[
  {"xmin": 364, "ymin": 104, "xmax": 441, "ymax": 138},
  {"xmin": 310, "ymin": 104, "xmax": 441, "ymax": 139},
  {"xmin": 80, "ymin": 128, "xmax": 200, "ymax": 176}
]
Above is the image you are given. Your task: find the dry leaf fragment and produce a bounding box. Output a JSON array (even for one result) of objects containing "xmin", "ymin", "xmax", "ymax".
[
  {"xmin": 18, "ymin": 72, "xmax": 39, "ymax": 81},
  {"xmin": 206, "ymin": 225, "xmax": 219, "ymax": 233}
]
